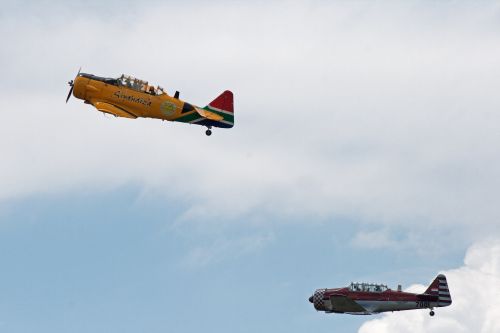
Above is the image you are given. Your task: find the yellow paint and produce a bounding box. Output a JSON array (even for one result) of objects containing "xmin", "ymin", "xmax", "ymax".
[
  {"xmin": 73, "ymin": 74, "xmax": 195, "ymax": 121},
  {"xmin": 194, "ymin": 107, "xmax": 223, "ymax": 121}
]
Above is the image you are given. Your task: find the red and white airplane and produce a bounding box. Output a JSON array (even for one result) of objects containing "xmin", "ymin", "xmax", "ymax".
[{"xmin": 309, "ymin": 274, "xmax": 451, "ymax": 316}]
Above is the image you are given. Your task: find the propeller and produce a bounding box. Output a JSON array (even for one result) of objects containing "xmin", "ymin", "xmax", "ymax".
[{"xmin": 66, "ymin": 67, "xmax": 81, "ymax": 103}]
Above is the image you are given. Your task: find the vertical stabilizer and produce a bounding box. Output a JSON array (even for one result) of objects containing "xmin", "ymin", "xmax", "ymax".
[
  {"xmin": 203, "ymin": 90, "xmax": 234, "ymax": 128},
  {"xmin": 425, "ymin": 274, "xmax": 452, "ymax": 307}
]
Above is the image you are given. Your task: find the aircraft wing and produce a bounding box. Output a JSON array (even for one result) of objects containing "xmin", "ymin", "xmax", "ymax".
[
  {"xmin": 194, "ymin": 107, "xmax": 224, "ymax": 121},
  {"xmin": 91, "ymin": 100, "xmax": 138, "ymax": 119},
  {"xmin": 329, "ymin": 295, "xmax": 367, "ymax": 313}
]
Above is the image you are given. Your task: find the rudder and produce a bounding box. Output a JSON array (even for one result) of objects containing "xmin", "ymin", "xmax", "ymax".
[
  {"xmin": 203, "ymin": 90, "xmax": 234, "ymax": 128},
  {"xmin": 425, "ymin": 274, "xmax": 452, "ymax": 307}
]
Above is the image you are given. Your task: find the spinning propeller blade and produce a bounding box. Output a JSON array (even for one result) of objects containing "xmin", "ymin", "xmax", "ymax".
[
  {"xmin": 66, "ymin": 67, "xmax": 81, "ymax": 103},
  {"xmin": 66, "ymin": 82, "xmax": 74, "ymax": 103}
]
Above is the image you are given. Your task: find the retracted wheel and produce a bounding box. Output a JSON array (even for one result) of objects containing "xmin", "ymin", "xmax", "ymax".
[
  {"xmin": 205, "ymin": 129, "xmax": 212, "ymax": 136},
  {"xmin": 429, "ymin": 310, "xmax": 435, "ymax": 317}
]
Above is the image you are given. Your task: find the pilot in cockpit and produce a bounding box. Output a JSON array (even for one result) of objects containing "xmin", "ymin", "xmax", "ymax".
[{"xmin": 123, "ymin": 77, "xmax": 132, "ymax": 88}]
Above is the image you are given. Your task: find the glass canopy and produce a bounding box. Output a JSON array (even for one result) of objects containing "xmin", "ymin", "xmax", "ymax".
[
  {"xmin": 349, "ymin": 282, "xmax": 389, "ymax": 292},
  {"xmin": 117, "ymin": 74, "xmax": 165, "ymax": 95}
]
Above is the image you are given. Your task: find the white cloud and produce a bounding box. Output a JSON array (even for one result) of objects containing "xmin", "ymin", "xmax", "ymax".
[
  {"xmin": 350, "ymin": 229, "xmax": 402, "ymax": 250},
  {"xmin": 181, "ymin": 232, "xmax": 274, "ymax": 268},
  {"xmin": 358, "ymin": 238, "xmax": 500, "ymax": 333},
  {"xmin": 1, "ymin": 1, "xmax": 500, "ymax": 241}
]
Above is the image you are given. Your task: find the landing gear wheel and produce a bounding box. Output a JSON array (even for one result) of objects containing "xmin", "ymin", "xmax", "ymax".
[
  {"xmin": 429, "ymin": 310, "xmax": 435, "ymax": 317},
  {"xmin": 205, "ymin": 129, "xmax": 212, "ymax": 136}
]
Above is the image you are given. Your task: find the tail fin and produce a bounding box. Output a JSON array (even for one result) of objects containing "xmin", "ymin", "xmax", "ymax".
[
  {"xmin": 425, "ymin": 274, "xmax": 452, "ymax": 307},
  {"xmin": 203, "ymin": 90, "xmax": 234, "ymax": 128},
  {"xmin": 208, "ymin": 90, "xmax": 233, "ymax": 113}
]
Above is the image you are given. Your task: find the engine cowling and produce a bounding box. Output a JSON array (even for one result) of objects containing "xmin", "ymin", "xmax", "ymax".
[{"xmin": 311, "ymin": 289, "xmax": 327, "ymax": 311}]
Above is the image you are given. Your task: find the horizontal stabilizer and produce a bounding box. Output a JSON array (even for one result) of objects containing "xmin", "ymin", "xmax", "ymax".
[
  {"xmin": 91, "ymin": 100, "xmax": 137, "ymax": 119},
  {"xmin": 195, "ymin": 107, "xmax": 224, "ymax": 121}
]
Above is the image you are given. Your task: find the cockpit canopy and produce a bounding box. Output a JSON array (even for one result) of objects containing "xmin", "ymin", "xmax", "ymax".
[
  {"xmin": 118, "ymin": 74, "xmax": 147, "ymax": 90},
  {"xmin": 349, "ymin": 282, "xmax": 388, "ymax": 293},
  {"xmin": 117, "ymin": 74, "xmax": 165, "ymax": 95}
]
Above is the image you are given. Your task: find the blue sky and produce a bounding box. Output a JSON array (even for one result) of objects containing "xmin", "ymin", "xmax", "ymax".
[
  {"xmin": 1, "ymin": 1, "xmax": 500, "ymax": 332},
  {"xmin": 0, "ymin": 187, "xmax": 464, "ymax": 333}
]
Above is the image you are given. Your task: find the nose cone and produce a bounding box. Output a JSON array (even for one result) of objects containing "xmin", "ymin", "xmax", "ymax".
[{"xmin": 308, "ymin": 295, "xmax": 314, "ymax": 303}]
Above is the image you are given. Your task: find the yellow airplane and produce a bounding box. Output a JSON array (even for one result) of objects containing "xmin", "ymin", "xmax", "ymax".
[{"xmin": 66, "ymin": 69, "xmax": 234, "ymax": 136}]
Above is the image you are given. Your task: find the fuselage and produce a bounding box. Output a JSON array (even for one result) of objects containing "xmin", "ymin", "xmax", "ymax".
[
  {"xmin": 309, "ymin": 275, "xmax": 451, "ymax": 316},
  {"xmin": 310, "ymin": 287, "xmax": 438, "ymax": 314},
  {"xmin": 71, "ymin": 73, "xmax": 234, "ymax": 129},
  {"xmin": 73, "ymin": 73, "xmax": 195, "ymax": 121}
]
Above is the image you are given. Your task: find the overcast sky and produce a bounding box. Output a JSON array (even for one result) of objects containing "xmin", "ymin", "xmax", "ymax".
[{"xmin": 1, "ymin": 1, "xmax": 499, "ymax": 332}]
